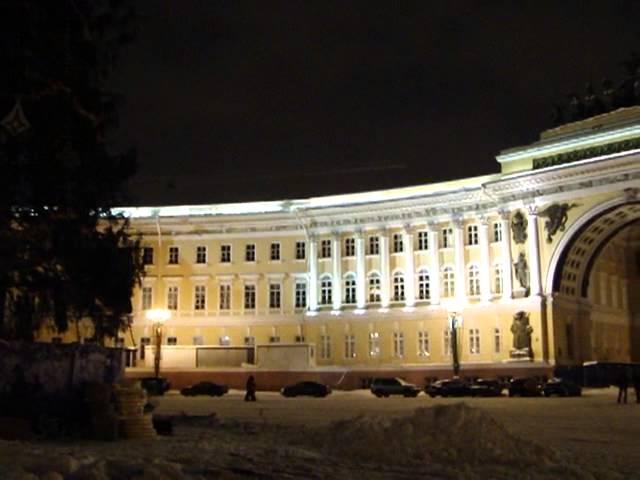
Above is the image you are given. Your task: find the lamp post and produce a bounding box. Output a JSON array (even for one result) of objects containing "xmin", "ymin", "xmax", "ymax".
[
  {"xmin": 448, "ymin": 308, "xmax": 463, "ymax": 377},
  {"xmin": 146, "ymin": 309, "xmax": 170, "ymax": 379}
]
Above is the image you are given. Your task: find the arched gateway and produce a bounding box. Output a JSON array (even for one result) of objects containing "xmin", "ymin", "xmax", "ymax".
[{"xmin": 45, "ymin": 107, "xmax": 640, "ymax": 388}]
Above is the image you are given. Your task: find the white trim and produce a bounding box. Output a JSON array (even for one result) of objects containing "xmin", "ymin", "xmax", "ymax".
[{"xmin": 189, "ymin": 274, "xmax": 210, "ymax": 281}]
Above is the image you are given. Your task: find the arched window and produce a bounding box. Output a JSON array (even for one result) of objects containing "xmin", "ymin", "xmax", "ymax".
[
  {"xmin": 417, "ymin": 269, "xmax": 430, "ymax": 300},
  {"xmin": 368, "ymin": 273, "xmax": 381, "ymax": 303},
  {"xmin": 344, "ymin": 274, "xmax": 356, "ymax": 304},
  {"xmin": 494, "ymin": 264, "xmax": 503, "ymax": 295},
  {"xmin": 442, "ymin": 266, "xmax": 455, "ymax": 297},
  {"xmin": 320, "ymin": 275, "xmax": 332, "ymax": 305},
  {"xmin": 468, "ymin": 265, "xmax": 480, "ymax": 296},
  {"xmin": 393, "ymin": 272, "xmax": 405, "ymax": 302}
]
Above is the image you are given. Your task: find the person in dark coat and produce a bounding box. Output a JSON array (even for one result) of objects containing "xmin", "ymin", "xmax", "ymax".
[
  {"xmin": 617, "ymin": 368, "xmax": 629, "ymax": 404},
  {"xmin": 244, "ymin": 375, "xmax": 256, "ymax": 402}
]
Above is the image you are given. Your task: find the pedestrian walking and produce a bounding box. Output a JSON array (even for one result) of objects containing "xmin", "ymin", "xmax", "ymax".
[{"xmin": 245, "ymin": 375, "xmax": 257, "ymax": 402}]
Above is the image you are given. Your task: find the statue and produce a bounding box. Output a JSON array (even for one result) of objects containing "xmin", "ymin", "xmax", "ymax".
[
  {"xmin": 511, "ymin": 211, "xmax": 527, "ymax": 244},
  {"xmin": 601, "ymin": 78, "xmax": 616, "ymax": 111},
  {"xmin": 510, "ymin": 311, "xmax": 533, "ymax": 359},
  {"xmin": 566, "ymin": 92, "xmax": 584, "ymax": 121},
  {"xmin": 513, "ymin": 252, "xmax": 529, "ymax": 294},
  {"xmin": 537, "ymin": 203, "xmax": 579, "ymax": 243},
  {"xmin": 582, "ymin": 82, "xmax": 603, "ymax": 118}
]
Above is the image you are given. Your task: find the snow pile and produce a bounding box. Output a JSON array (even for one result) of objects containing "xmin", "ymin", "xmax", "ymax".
[{"xmin": 321, "ymin": 403, "xmax": 555, "ymax": 467}]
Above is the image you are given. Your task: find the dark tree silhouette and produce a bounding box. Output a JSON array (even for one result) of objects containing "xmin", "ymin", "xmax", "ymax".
[{"xmin": 0, "ymin": 0, "xmax": 143, "ymax": 343}]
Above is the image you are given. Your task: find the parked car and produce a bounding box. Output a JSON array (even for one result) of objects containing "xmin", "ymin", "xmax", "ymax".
[
  {"xmin": 370, "ymin": 377, "xmax": 421, "ymax": 397},
  {"xmin": 139, "ymin": 377, "xmax": 171, "ymax": 396},
  {"xmin": 470, "ymin": 378, "xmax": 505, "ymax": 397},
  {"xmin": 508, "ymin": 377, "xmax": 543, "ymax": 397},
  {"xmin": 425, "ymin": 378, "xmax": 471, "ymax": 397},
  {"xmin": 542, "ymin": 377, "xmax": 582, "ymax": 397},
  {"xmin": 281, "ymin": 381, "xmax": 332, "ymax": 398},
  {"xmin": 180, "ymin": 381, "xmax": 228, "ymax": 397}
]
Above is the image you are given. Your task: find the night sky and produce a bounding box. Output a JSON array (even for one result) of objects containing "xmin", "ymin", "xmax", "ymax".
[{"xmin": 110, "ymin": 1, "xmax": 640, "ymax": 206}]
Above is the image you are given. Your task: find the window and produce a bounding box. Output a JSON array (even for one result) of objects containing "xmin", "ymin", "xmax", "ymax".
[
  {"xmin": 392, "ymin": 233, "xmax": 403, "ymax": 253},
  {"xmin": 219, "ymin": 335, "xmax": 231, "ymax": 346},
  {"xmin": 295, "ymin": 282, "xmax": 307, "ymax": 309},
  {"xmin": 494, "ymin": 264, "xmax": 503, "ymax": 294},
  {"xmin": 443, "ymin": 267, "xmax": 455, "ymax": 297},
  {"xmin": 393, "ymin": 272, "xmax": 405, "ymax": 301},
  {"xmin": 368, "ymin": 236, "xmax": 379, "ymax": 255},
  {"xmin": 418, "ymin": 269, "xmax": 430, "ymax": 300},
  {"xmin": 393, "ymin": 331, "xmax": 405, "ymax": 358},
  {"xmin": 344, "ymin": 275, "xmax": 356, "ymax": 304},
  {"xmin": 167, "ymin": 285, "xmax": 178, "ymax": 310},
  {"xmin": 320, "ymin": 276, "xmax": 332, "ymax": 305},
  {"xmin": 418, "ymin": 331, "xmax": 430, "ymax": 357},
  {"xmin": 142, "ymin": 247, "xmax": 154, "ymax": 265},
  {"xmin": 244, "ymin": 284, "xmax": 256, "ymax": 310},
  {"xmin": 220, "ymin": 244, "xmax": 231, "ymax": 263},
  {"xmin": 345, "ymin": 334, "xmax": 356, "ymax": 358},
  {"xmin": 467, "ymin": 225, "xmax": 479, "ymax": 245},
  {"xmin": 269, "ymin": 283, "xmax": 281, "ymax": 309},
  {"xmin": 193, "ymin": 335, "xmax": 204, "ymax": 346},
  {"xmin": 468, "ymin": 265, "xmax": 480, "ymax": 296},
  {"xmin": 269, "ymin": 335, "xmax": 281, "ymax": 343},
  {"xmin": 270, "ymin": 242, "xmax": 280, "ymax": 261},
  {"xmin": 219, "ymin": 284, "xmax": 231, "ymax": 310},
  {"xmin": 444, "ymin": 329, "xmax": 452, "ymax": 355},
  {"xmin": 194, "ymin": 285, "xmax": 206, "ymax": 310},
  {"xmin": 244, "ymin": 336, "xmax": 255, "ymax": 346},
  {"xmin": 442, "ymin": 228, "xmax": 453, "ymax": 248},
  {"xmin": 344, "ymin": 237, "xmax": 355, "ymax": 257},
  {"xmin": 493, "ymin": 222, "xmax": 503, "ymax": 242},
  {"xmin": 168, "ymin": 246, "xmax": 179, "ymax": 265},
  {"xmin": 368, "ymin": 274, "xmax": 381, "ymax": 303},
  {"xmin": 469, "ymin": 328, "xmax": 480, "ymax": 354},
  {"xmin": 494, "ymin": 328, "xmax": 501, "ymax": 354},
  {"xmin": 139, "ymin": 337, "xmax": 151, "ymax": 360},
  {"xmin": 417, "ymin": 231, "xmax": 428, "ymax": 250},
  {"xmin": 320, "ymin": 335, "xmax": 331, "ymax": 359},
  {"xmin": 295, "ymin": 241, "xmax": 306, "ymax": 260},
  {"xmin": 295, "ymin": 334, "xmax": 305, "ymax": 343},
  {"xmin": 245, "ymin": 244, "xmax": 256, "ymax": 262},
  {"xmin": 320, "ymin": 240, "xmax": 331, "ymax": 258},
  {"xmin": 142, "ymin": 286, "xmax": 152, "ymax": 310},
  {"xmin": 196, "ymin": 245, "xmax": 207, "ymax": 264},
  {"xmin": 167, "ymin": 337, "xmax": 178, "ymax": 346},
  {"xmin": 368, "ymin": 332, "xmax": 380, "ymax": 357}
]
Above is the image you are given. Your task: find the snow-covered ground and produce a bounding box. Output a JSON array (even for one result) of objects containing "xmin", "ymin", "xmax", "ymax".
[{"xmin": 1, "ymin": 388, "xmax": 639, "ymax": 479}]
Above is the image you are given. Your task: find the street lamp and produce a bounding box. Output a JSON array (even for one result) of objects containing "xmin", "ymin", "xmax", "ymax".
[
  {"xmin": 448, "ymin": 308, "xmax": 463, "ymax": 377},
  {"xmin": 146, "ymin": 309, "xmax": 170, "ymax": 379}
]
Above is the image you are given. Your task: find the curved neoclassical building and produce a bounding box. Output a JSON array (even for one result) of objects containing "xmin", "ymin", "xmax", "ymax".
[{"xmin": 115, "ymin": 108, "xmax": 640, "ymax": 387}]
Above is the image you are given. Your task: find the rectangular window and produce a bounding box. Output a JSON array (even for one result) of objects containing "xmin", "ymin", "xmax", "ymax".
[
  {"xmin": 444, "ymin": 329, "xmax": 452, "ymax": 356},
  {"xmin": 194, "ymin": 285, "xmax": 206, "ymax": 310},
  {"xmin": 220, "ymin": 244, "xmax": 231, "ymax": 263},
  {"xmin": 140, "ymin": 337, "xmax": 151, "ymax": 360},
  {"xmin": 467, "ymin": 225, "xmax": 479, "ymax": 245},
  {"xmin": 269, "ymin": 283, "xmax": 281, "ymax": 309},
  {"xmin": 345, "ymin": 334, "xmax": 356, "ymax": 358},
  {"xmin": 295, "ymin": 282, "xmax": 307, "ymax": 309},
  {"xmin": 219, "ymin": 335, "xmax": 231, "ymax": 346},
  {"xmin": 392, "ymin": 233, "xmax": 403, "ymax": 253},
  {"xmin": 193, "ymin": 335, "xmax": 204, "ymax": 346},
  {"xmin": 494, "ymin": 328, "xmax": 501, "ymax": 354},
  {"xmin": 295, "ymin": 241, "xmax": 306, "ymax": 260},
  {"xmin": 167, "ymin": 285, "xmax": 179, "ymax": 310},
  {"xmin": 196, "ymin": 245, "xmax": 207, "ymax": 264},
  {"xmin": 469, "ymin": 328, "xmax": 480, "ymax": 354},
  {"xmin": 320, "ymin": 239, "xmax": 331, "ymax": 258},
  {"xmin": 393, "ymin": 331, "xmax": 405, "ymax": 358},
  {"xmin": 493, "ymin": 222, "xmax": 503, "ymax": 242},
  {"xmin": 142, "ymin": 286, "xmax": 152, "ymax": 310},
  {"xmin": 344, "ymin": 237, "xmax": 355, "ymax": 257},
  {"xmin": 244, "ymin": 336, "xmax": 255, "ymax": 346},
  {"xmin": 142, "ymin": 247, "xmax": 154, "ymax": 265},
  {"xmin": 244, "ymin": 284, "xmax": 256, "ymax": 310},
  {"xmin": 167, "ymin": 337, "xmax": 178, "ymax": 346},
  {"xmin": 320, "ymin": 278, "xmax": 332, "ymax": 305},
  {"xmin": 368, "ymin": 276, "xmax": 381, "ymax": 303},
  {"xmin": 494, "ymin": 265, "xmax": 503, "ymax": 294},
  {"xmin": 368, "ymin": 332, "xmax": 380, "ymax": 357},
  {"xmin": 168, "ymin": 246, "xmax": 179, "ymax": 265},
  {"xmin": 245, "ymin": 244, "xmax": 256, "ymax": 262},
  {"xmin": 418, "ymin": 331, "xmax": 430, "ymax": 357},
  {"xmin": 320, "ymin": 335, "xmax": 331, "ymax": 359},
  {"xmin": 270, "ymin": 242, "xmax": 281, "ymax": 261},
  {"xmin": 269, "ymin": 335, "xmax": 280, "ymax": 343},
  {"xmin": 417, "ymin": 231, "xmax": 429, "ymax": 250},
  {"xmin": 368, "ymin": 236, "xmax": 380, "ymax": 255},
  {"xmin": 442, "ymin": 228, "xmax": 453, "ymax": 248},
  {"xmin": 219, "ymin": 284, "xmax": 231, "ymax": 311}
]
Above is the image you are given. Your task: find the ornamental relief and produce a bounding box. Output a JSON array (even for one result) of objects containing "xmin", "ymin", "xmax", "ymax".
[{"xmin": 537, "ymin": 202, "xmax": 579, "ymax": 243}]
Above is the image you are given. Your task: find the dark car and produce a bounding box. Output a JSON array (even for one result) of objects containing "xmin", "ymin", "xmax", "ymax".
[
  {"xmin": 542, "ymin": 377, "xmax": 582, "ymax": 397},
  {"xmin": 425, "ymin": 378, "xmax": 471, "ymax": 397},
  {"xmin": 508, "ymin": 377, "xmax": 543, "ymax": 397},
  {"xmin": 470, "ymin": 379, "xmax": 504, "ymax": 397},
  {"xmin": 281, "ymin": 381, "xmax": 332, "ymax": 398},
  {"xmin": 180, "ymin": 381, "xmax": 229, "ymax": 397},
  {"xmin": 370, "ymin": 377, "xmax": 421, "ymax": 397},
  {"xmin": 139, "ymin": 377, "xmax": 171, "ymax": 396}
]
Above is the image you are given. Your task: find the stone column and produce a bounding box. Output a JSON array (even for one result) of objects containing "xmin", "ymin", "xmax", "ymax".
[
  {"xmin": 527, "ymin": 207, "xmax": 542, "ymax": 296},
  {"xmin": 479, "ymin": 216, "xmax": 491, "ymax": 302},
  {"xmin": 428, "ymin": 225, "xmax": 441, "ymax": 304},
  {"xmin": 379, "ymin": 229, "xmax": 390, "ymax": 308},
  {"xmin": 403, "ymin": 225, "xmax": 416, "ymax": 307},
  {"xmin": 308, "ymin": 236, "xmax": 318, "ymax": 311},
  {"xmin": 355, "ymin": 230, "xmax": 366, "ymax": 309},
  {"xmin": 453, "ymin": 217, "xmax": 466, "ymax": 303},
  {"xmin": 500, "ymin": 211, "xmax": 513, "ymax": 299},
  {"xmin": 332, "ymin": 232, "xmax": 342, "ymax": 309}
]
